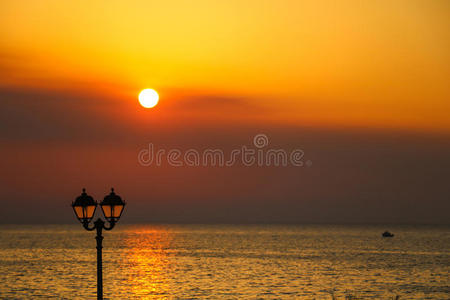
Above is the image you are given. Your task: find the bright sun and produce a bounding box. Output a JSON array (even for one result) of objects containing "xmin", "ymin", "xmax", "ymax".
[{"xmin": 138, "ymin": 89, "xmax": 159, "ymax": 108}]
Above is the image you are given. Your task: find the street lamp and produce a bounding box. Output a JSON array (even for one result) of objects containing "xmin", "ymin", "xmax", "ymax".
[{"xmin": 72, "ymin": 188, "xmax": 126, "ymax": 300}]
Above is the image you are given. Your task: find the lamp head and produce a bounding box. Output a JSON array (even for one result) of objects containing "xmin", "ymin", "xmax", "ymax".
[
  {"xmin": 72, "ymin": 188, "xmax": 97, "ymax": 224},
  {"xmin": 100, "ymin": 188, "xmax": 125, "ymax": 223}
]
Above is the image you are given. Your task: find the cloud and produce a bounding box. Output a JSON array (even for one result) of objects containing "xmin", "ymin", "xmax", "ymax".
[
  {"xmin": 0, "ymin": 87, "xmax": 276, "ymax": 144},
  {"xmin": 0, "ymin": 87, "xmax": 126, "ymax": 143},
  {"xmin": 1, "ymin": 86, "xmax": 450, "ymax": 224},
  {"xmin": 170, "ymin": 93, "xmax": 268, "ymax": 112}
]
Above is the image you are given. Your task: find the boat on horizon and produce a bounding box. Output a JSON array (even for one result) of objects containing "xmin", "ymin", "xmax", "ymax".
[{"xmin": 382, "ymin": 231, "xmax": 394, "ymax": 237}]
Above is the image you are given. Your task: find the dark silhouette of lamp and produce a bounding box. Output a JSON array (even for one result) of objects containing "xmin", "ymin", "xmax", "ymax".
[
  {"xmin": 71, "ymin": 188, "xmax": 126, "ymax": 300},
  {"xmin": 100, "ymin": 188, "xmax": 125, "ymax": 224},
  {"xmin": 72, "ymin": 188, "xmax": 97, "ymax": 224}
]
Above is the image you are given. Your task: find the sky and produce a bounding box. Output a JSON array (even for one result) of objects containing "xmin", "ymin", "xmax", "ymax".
[{"xmin": 1, "ymin": 1, "xmax": 449, "ymax": 223}]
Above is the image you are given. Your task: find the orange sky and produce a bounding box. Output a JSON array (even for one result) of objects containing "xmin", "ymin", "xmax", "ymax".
[
  {"xmin": 1, "ymin": 0, "xmax": 449, "ymax": 132},
  {"xmin": 1, "ymin": 1, "xmax": 450, "ymax": 224}
]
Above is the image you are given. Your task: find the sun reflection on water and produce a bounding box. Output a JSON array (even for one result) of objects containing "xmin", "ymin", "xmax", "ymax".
[{"xmin": 119, "ymin": 227, "xmax": 173, "ymax": 299}]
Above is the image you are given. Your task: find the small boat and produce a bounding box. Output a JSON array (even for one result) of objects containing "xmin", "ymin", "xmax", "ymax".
[{"xmin": 382, "ymin": 231, "xmax": 394, "ymax": 237}]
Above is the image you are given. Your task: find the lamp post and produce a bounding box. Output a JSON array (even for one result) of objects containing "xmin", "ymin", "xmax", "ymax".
[{"xmin": 72, "ymin": 188, "xmax": 126, "ymax": 300}]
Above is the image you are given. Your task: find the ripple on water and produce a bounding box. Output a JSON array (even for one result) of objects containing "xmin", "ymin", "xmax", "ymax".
[{"xmin": 0, "ymin": 224, "xmax": 449, "ymax": 299}]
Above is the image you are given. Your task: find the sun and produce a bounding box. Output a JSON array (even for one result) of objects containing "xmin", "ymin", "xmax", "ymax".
[{"xmin": 138, "ymin": 89, "xmax": 159, "ymax": 108}]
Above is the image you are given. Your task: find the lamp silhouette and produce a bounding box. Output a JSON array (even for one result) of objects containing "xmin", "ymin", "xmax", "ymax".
[{"xmin": 72, "ymin": 188, "xmax": 126, "ymax": 300}]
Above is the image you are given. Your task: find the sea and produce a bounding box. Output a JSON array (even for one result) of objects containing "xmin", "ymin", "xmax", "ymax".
[{"xmin": 0, "ymin": 224, "xmax": 448, "ymax": 299}]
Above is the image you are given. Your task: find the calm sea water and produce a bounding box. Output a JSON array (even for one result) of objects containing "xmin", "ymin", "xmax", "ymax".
[{"xmin": 0, "ymin": 224, "xmax": 448, "ymax": 299}]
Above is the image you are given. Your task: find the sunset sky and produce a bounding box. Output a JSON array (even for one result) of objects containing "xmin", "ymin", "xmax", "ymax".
[{"xmin": 1, "ymin": 1, "xmax": 449, "ymax": 223}]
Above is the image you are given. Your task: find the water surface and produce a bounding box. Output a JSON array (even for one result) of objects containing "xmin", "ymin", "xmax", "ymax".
[{"xmin": 0, "ymin": 224, "xmax": 448, "ymax": 299}]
